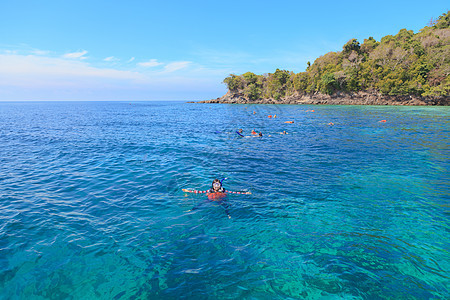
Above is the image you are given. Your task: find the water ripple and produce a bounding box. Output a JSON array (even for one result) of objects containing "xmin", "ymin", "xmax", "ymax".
[{"xmin": 0, "ymin": 102, "xmax": 448, "ymax": 299}]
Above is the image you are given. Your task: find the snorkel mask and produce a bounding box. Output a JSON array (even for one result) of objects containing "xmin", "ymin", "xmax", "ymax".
[
  {"xmin": 212, "ymin": 181, "xmax": 222, "ymax": 190},
  {"xmin": 211, "ymin": 178, "xmax": 226, "ymax": 191}
]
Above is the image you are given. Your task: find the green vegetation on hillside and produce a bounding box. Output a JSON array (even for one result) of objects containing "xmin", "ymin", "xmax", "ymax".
[{"xmin": 223, "ymin": 11, "xmax": 449, "ymax": 100}]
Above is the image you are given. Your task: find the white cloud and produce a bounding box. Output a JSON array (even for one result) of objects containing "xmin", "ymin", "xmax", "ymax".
[
  {"xmin": 0, "ymin": 53, "xmax": 144, "ymax": 88},
  {"xmin": 137, "ymin": 59, "xmax": 163, "ymax": 67},
  {"xmin": 4, "ymin": 49, "xmax": 18, "ymax": 55},
  {"xmin": 127, "ymin": 57, "xmax": 135, "ymax": 63},
  {"xmin": 63, "ymin": 50, "xmax": 88, "ymax": 59},
  {"xmin": 104, "ymin": 56, "xmax": 117, "ymax": 62},
  {"xmin": 31, "ymin": 49, "xmax": 50, "ymax": 56},
  {"xmin": 164, "ymin": 61, "xmax": 191, "ymax": 72},
  {"xmin": 0, "ymin": 51, "xmax": 228, "ymax": 101}
]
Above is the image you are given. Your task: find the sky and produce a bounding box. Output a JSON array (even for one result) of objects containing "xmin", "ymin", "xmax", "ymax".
[{"xmin": 0, "ymin": 0, "xmax": 448, "ymax": 101}]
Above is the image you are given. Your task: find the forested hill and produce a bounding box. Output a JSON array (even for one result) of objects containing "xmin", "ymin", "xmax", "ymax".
[{"xmin": 221, "ymin": 11, "xmax": 449, "ymax": 102}]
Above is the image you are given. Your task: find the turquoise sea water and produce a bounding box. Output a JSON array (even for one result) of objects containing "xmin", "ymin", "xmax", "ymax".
[{"xmin": 0, "ymin": 101, "xmax": 449, "ymax": 299}]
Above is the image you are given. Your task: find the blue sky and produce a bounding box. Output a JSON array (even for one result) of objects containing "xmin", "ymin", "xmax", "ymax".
[{"xmin": 0, "ymin": 1, "xmax": 448, "ymax": 101}]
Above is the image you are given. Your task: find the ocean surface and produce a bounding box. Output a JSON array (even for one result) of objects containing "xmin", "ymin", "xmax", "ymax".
[{"xmin": 0, "ymin": 101, "xmax": 448, "ymax": 299}]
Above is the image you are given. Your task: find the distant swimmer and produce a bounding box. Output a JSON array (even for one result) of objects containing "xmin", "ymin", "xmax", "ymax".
[
  {"xmin": 284, "ymin": 121, "xmax": 294, "ymax": 124},
  {"xmin": 280, "ymin": 131, "xmax": 288, "ymax": 134},
  {"xmin": 328, "ymin": 122, "xmax": 334, "ymax": 126},
  {"xmin": 268, "ymin": 115, "xmax": 272, "ymax": 118},
  {"xmin": 258, "ymin": 132, "xmax": 263, "ymax": 137},
  {"xmin": 379, "ymin": 120, "xmax": 387, "ymax": 123},
  {"xmin": 273, "ymin": 114, "xmax": 277, "ymax": 118},
  {"xmin": 251, "ymin": 129, "xmax": 257, "ymax": 135}
]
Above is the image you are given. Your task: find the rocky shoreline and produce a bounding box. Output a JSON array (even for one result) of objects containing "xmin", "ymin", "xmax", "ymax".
[{"xmin": 197, "ymin": 91, "xmax": 450, "ymax": 106}]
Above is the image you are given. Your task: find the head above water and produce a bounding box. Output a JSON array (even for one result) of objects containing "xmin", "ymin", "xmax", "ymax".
[
  {"xmin": 211, "ymin": 179, "xmax": 223, "ymax": 191},
  {"xmin": 212, "ymin": 179, "xmax": 221, "ymax": 189}
]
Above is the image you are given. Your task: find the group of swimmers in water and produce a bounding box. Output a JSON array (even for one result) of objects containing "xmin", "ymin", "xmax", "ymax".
[
  {"xmin": 235, "ymin": 108, "xmax": 342, "ymax": 138},
  {"xmin": 237, "ymin": 128, "xmax": 288, "ymax": 137},
  {"xmin": 236, "ymin": 110, "xmax": 315, "ymax": 137},
  {"xmin": 184, "ymin": 109, "xmax": 389, "ymax": 218}
]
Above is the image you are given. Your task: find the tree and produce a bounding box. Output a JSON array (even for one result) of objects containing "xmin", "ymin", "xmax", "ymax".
[
  {"xmin": 220, "ymin": 11, "xmax": 449, "ymax": 98},
  {"xmin": 343, "ymin": 39, "xmax": 361, "ymax": 54},
  {"xmin": 427, "ymin": 17, "xmax": 437, "ymax": 27},
  {"xmin": 394, "ymin": 29, "xmax": 414, "ymax": 47},
  {"xmin": 265, "ymin": 69, "xmax": 291, "ymax": 99},
  {"xmin": 361, "ymin": 37, "xmax": 379, "ymax": 54},
  {"xmin": 244, "ymin": 83, "xmax": 261, "ymax": 100},
  {"xmin": 293, "ymin": 72, "xmax": 309, "ymax": 92},
  {"xmin": 320, "ymin": 73, "xmax": 337, "ymax": 94},
  {"xmin": 223, "ymin": 74, "xmax": 243, "ymax": 92},
  {"xmin": 242, "ymin": 72, "xmax": 258, "ymax": 85},
  {"xmin": 434, "ymin": 11, "xmax": 450, "ymax": 29}
]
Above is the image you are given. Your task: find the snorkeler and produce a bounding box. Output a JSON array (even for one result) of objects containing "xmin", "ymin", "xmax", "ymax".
[
  {"xmin": 183, "ymin": 179, "xmax": 251, "ymax": 219},
  {"xmin": 182, "ymin": 179, "xmax": 251, "ymax": 196}
]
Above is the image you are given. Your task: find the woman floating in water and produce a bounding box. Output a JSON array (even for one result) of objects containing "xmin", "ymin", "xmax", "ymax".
[
  {"xmin": 182, "ymin": 179, "xmax": 251, "ymax": 198},
  {"xmin": 183, "ymin": 179, "xmax": 251, "ymax": 218}
]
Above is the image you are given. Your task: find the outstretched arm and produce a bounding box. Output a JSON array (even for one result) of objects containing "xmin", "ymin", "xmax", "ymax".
[
  {"xmin": 182, "ymin": 189, "xmax": 209, "ymax": 194},
  {"xmin": 226, "ymin": 190, "xmax": 251, "ymax": 195}
]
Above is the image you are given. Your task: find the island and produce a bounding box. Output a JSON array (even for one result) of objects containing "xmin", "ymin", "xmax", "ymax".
[{"xmin": 200, "ymin": 11, "xmax": 449, "ymax": 106}]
